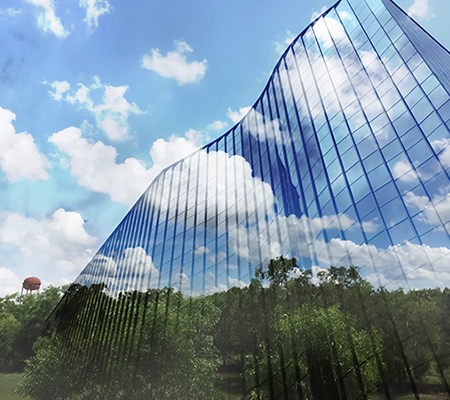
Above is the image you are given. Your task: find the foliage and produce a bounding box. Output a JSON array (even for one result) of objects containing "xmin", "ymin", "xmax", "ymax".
[
  {"xmin": 5, "ymin": 257, "xmax": 450, "ymax": 399},
  {"xmin": 245, "ymin": 305, "xmax": 382, "ymax": 399},
  {"xmin": 19, "ymin": 286, "xmax": 222, "ymax": 400},
  {"xmin": 0, "ymin": 286, "xmax": 67, "ymax": 372}
]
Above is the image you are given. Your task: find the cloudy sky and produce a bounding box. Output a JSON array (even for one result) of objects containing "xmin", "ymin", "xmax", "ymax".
[{"xmin": 0, "ymin": 0, "xmax": 447, "ymax": 295}]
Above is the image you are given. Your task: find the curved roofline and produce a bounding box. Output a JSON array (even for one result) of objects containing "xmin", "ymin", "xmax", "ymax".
[
  {"xmin": 103, "ymin": 0, "xmax": 344, "ymax": 240},
  {"xmin": 203, "ymin": 0, "xmax": 343, "ymax": 150},
  {"xmin": 143, "ymin": 0, "xmax": 343, "ymax": 192}
]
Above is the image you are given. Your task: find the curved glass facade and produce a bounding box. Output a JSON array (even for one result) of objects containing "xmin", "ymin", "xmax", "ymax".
[
  {"xmin": 43, "ymin": 0, "xmax": 450, "ymax": 398},
  {"xmin": 76, "ymin": 0, "xmax": 450, "ymax": 295}
]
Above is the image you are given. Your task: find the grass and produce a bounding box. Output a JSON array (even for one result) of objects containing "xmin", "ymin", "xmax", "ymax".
[
  {"xmin": 0, "ymin": 374, "xmax": 29, "ymax": 400},
  {"xmin": 370, "ymin": 395, "xmax": 449, "ymax": 400},
  {"xmin": 2, "ymin": 371, "xmax": 450, "ymax": 400}
]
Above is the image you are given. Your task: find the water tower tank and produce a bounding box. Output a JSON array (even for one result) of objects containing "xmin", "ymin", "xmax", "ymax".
[{"xmin": 22, "ymin": 277, "xmax": 41, "ymax": 294}]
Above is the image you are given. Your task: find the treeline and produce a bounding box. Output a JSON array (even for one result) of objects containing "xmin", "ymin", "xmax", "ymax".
[
  {"xmin": 0, "ymin": 285, "xmax": 66, "ymax": 372},
  {"xmin": 4, "ymin": 258, "xmax": 450, "ymax": 399},
  {"xmin": 210, "ymin": 259, "xmax": 450, "ymax": 398}
]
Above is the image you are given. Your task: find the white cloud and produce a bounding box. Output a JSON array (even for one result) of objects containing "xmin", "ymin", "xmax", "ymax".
[
  {"xmin": 310, "ymin": 265, "xmax": 328, "ymax": 285},
  {"xmin": 0, "ymin": 106, "xmax": 50, "ymax": 182},
  {"xmin": 0, "ymin": 209, "xmax": 96, "ymax": 293},
  {"xmin": 49, "ymin": 126, "xmax": 201, "ymax": 205},
  {"xmin": 160, "ymin": 147, "xmax": 449, "ymax": 290},
  {"xmin": 44, "ymin": 77, "xmax": 143, "ymax": 141},
  {"xmin": 310, "ymin": 6, "xmax": 327, "ymax": 22},
  {"xmin": 173, "ymin": 272, "xmax": 190, "ymax": 293},
  {"xmin": 0, "ymin": 8, "xmax": 22, "ymax": 17},
  {"xmin": 228, "ymin": 276, "xmax": 247, "ymax": 289},
  {"xmin": 229, "ymin": 106, "xmax": 292, "ymax": 145},
  {"xmin": 226, "ymin": 106, "xmax": 251, "ymax": 124},
  {"xmin": 206, "ymin": 120, "xmax": 228, "ymax": 132},
  {"xmin": 246, "ymin": 108, "xmax": 291, "ymax": 145},
  {"xmin": 141, "ymin": 39, "xmax": 207, "ymax": 84},
  {"xmin": 76, "ymin": 246, "xmax": 159, "ymax": 295},
  {"xmin": 392, "ymin": 160, "xmax": 418, "ymax": 182},
  {"xmin": 195, "ymin": 246, "xmax": 210, "ymax": 255},
  {"xmin": 281, "ymin": 23, "xmax": 400, "ymax": 146},
  {"xmin": 0, "ymin": 209, "xmax": 95, "ymax": 251},
  {"xmin": 43, "ymin": 80, "xmax": 70, "ymax": 100},
  {"xmin": 408, "ymin": 0, "xmax": 435, "ymax": 20},
  {"xmin": 274, "ymin": 30, "xmax": 295, "ymax": 55},
  {"xmin": 141, "ymin": 148, "xmax": 382, "ymax": 290},
  {"xmin": 68, "ymin": 141, "xmax": 450, "ymax": 295},
  {"xmin": 80, "ymin": 0, "xmax": 111, "ymax": 31},
  {"xmin": 404, "ymin": 191, "xmax": 450, "ymax": 228},
  {"xmin": 99, "ymin": 117, "xmax": 127, "ymax": 140},
  {"xmin": 432, "ymin": 138, "xmax": 450, "ymax": 169},
  {"xmin": 26, "ymin": 0, "xmax": 69, "ymax": 37},
  {"xmin": 152, "ymin": 150, "xmax": 277, "ymax": 231},
  {"xmin": 0, "ymin": 267, "xmax": 22, "ymax": 297},
  {"xmin": 339, "ymin": 11, "xmax": 350, "ymax": 20},
  {"xmin": 309, "ymin": 14, "xmax": 347, "ymax": 49},
  {"xmin": 149, "ymin": 130, "xmax": 203, "ymax": 177},
  {"xmin": 307, "ymin": 214, "xmax": 378, "ymax": 236}
]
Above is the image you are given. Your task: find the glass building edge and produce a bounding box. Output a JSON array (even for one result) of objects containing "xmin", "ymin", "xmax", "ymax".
[
  {"xmin": 74, "ymin": 0, "xmax": 450, "ymax": 297},
  {"xmin": 381, "ymin": 0, "xmax": 450, "ymax": 97}
]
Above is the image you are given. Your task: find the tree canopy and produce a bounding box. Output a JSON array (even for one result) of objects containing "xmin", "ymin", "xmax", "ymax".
[{"xmin": 4, "ymin": 258, "xmax": 450, "ymax": 399}]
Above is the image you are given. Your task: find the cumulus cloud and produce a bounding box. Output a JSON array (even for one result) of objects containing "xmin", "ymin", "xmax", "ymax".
[
  {"xmin": 228, "ymin": 276, "xmax": 247, "ymax": 289},
  {"xmin": 76, "ymin": 246, "xmax": 159, "ymax": 295},
  {"xmin": 274, "ymin": 30, "xmax": 295, "ymax": 55},
  {"xmin": 166, "ymin": 147, "xmax": 448, "ymax": 289},
  {"xmin": 308, "ymin": 13, "xmax": 347, "ymax": 49},
  {"xmin": 49, "ymin": 126, "xmax": 201, "ymax": 205},
  {"xmin": 151, "ymin": 150, "xmax": 277, "ymax": 231},
  {"xmin": 0, "ymin": 209, "xmax": 96, "ymax": 292},
  {"xmin": 277, "ymin": 14, "xmax": 403, "ymax": 147},
  {"xmin": 26, "ymin": 0, "xmax": 69, "ymax": 37},
  {"xmin": 226, "ymin": 106, "xmax": 251, "ymax": 124},
  {"xmin": 310, "ymin": 6, "xmax": 328, "ymax": 22},
  {"xmin": 235, "ymin": 210, "xmax": 450, "ymax": 290},
  {"xmin": 247, "ymin": 108, "xmax": 292, "ymax": 145},
  {"xmin": 0, "ymin": 267, "xmax": 22, "ymax": 297},
  {"xmin": 69, "ymin": 132, "xmax": 450, "ymax": 296},
  {"xmin": 307, "ymin": 213, "xmax": 378, "ymax": 236},
  {"xmin": 404, "ymin": 191, "xmax": 450, "ymax": 229},
  {"xmin": 43, "ymin": 80, "xmax": 70, "ymax": 100},
  {"xmin": 141, "ymin": 39, "xmax": 207, "ymax": 84},
  {"xmin": 80, "ymin": 0, "xmax": 111, "ymax": 31},
  {"xmin": 206, "ymin": 120, "xmax": 228, "ymax": 132},
  {"xmin": 44, "ymin": 77, "xmax": 143, "ymax": 141},
  {"xmin": 432, "ymin": 138, "xmax": 450, "ymax": 169},
  {"xmin": 228, "ymin": 105, "xmax": 294, "ymax": 145},
  {"xmin": 173, "ymin": 272, "xmax": 190, "ymax": 293},
  {"xmin": 138, "ymin": 148, "xmax": 382, "ymax": 292},
  {"xmin": 148, "ymin": 129, "xmax": 203, "ymax": 177},
  {"xmin": 408, "ymin": 0, "xmax": 435, "ymax": 20},
  {"xmin": 195, "ymin": 246, "xmax": 210, "ymax": 255},
  {"xmin": 0, "ymin": 106, "xmax": 50, "ymax": 182}
]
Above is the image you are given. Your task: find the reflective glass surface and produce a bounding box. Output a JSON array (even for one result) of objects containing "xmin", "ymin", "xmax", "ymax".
[{"xmin": 46, "ymin": 1, "xmax": 450, "ymax": 398}]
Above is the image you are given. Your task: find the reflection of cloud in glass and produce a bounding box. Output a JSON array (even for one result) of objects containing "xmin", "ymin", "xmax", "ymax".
[
  {"xmin": 73, "ymin": 0, "xmax": 450, "ymax": 298},
  {"xmin": 76, "ymin": 246, "xmax": 159, "ymax": 296}
]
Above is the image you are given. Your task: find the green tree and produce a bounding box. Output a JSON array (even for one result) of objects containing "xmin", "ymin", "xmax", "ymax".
[
  {"xmin": 0, "ymin": 285, "xmax": 66, "ymax": 371},
  {"xmin": 246, "ymin": 305, "xmax": 383, "ymax": 399},
  {"xmin": 19, "ymin": 286, "xmax": 222, "ymax": 400}
]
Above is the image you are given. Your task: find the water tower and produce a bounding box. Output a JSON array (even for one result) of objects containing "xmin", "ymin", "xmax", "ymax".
[{"xmin": 21, "ymin": 277, "xmax": 41, "ymax": 294}]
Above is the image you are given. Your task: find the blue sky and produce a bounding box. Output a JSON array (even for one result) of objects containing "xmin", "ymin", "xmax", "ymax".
[{"xmin": 0, "ymin": 0, "xmax": 447, "ymax": 295}]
